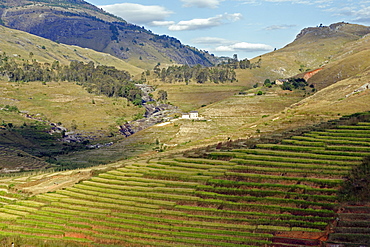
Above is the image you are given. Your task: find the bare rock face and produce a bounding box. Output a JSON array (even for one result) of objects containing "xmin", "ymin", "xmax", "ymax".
[{"xmin": 0, "ymin": 0, "xmax": 218, "ymax": 68}]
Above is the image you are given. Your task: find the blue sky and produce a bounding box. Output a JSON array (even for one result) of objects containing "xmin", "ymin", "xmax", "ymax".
[{"xmin": 85, "ymin": 0, "xmax": 370, "ymax": 60}]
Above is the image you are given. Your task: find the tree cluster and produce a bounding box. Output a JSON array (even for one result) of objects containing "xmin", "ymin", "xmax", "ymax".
[
  {"xmin": 153, "ymin": 64, "xmax": 237, "ymax": 84},
  {"xmin": 221, "ymin": 57, "xmax": 262, "ymax": 70},
  {"xmin": 0, "ymin": 53, "xmax": 143, "ymax": 105},
  {"xmin": 280, "ymin": 78, "xmax": 312, "ymax": 91}
]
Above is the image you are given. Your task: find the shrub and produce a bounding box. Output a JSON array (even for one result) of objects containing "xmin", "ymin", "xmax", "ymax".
[{"xmin": 338, "ymin": 156, "xmax": 370, "ymax": 204}]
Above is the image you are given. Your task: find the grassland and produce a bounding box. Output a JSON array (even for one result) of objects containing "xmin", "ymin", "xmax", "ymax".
[
  {"xmin": 0, "ymin": 116, "xmax": 368, "ymax": 246},
  {"xmin": 0, "ymin": 80, "xmax": 144, "ymax": 133}
]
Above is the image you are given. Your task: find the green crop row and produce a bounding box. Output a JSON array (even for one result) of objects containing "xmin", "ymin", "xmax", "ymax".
[
  {"xmin": 281, "ymin": 139, "xmax": 326, "ymax": 147},
  {"xmin": 197, "ymin": 185, "xmax": 337, "ymax": 202},
  {"xmin": 158, "ymin": 160, "xmax": 231, "ymax": 170},
  {"xmin": 228, "ymin": 152, "xmax": 355, "ymax": 166},
  {"xmin": 50, "ymin": 201, "xmax": 112, "ymax": 214},
  {"xmin": 111, "ymin": 212, "xmax": 259, "ymax": 231},
  {"xmin": 3, "ymin": 204, "xmax": 39, "ymax": 213},
  {"xmin": 0, "ymin": 212, "xmax": 20, "ymax": 220},
  {"xmin": 66, "ymin": 185, "xmax": 199, "ymax": 203},
  {"xmin": 195, "ymin": 196, "xmax": 336, "ymax": 212},
  {"xmin": 206, "ymin": 179, "xmax": 338, "ymax": 194},
  {"xmin": 0, "ymin": 208, "xmax": 29, "ymax": 217},
  {"xmin": 309, "ymin": 131, "xmax": 370, "ymax": 138},
  {"xmin": 312, "ymin": 149, "xmax": 370, "ymax": 157},
  {"xmin": 176, "ymin": 206, "xmax": 330, "ymax": 229},
  {"xmin": 6, "ymin": 225, "xmax": 64, "ymax": 236},
  {"xmin": 42, "ymin": 206, "xmax": 109, "ymax": 219},
  {"xmin": 326, "ymin": 145, "xmax": 370, "ymax": 152},
  {"xmin": 296, "ymin": 135, "xmax": 370, "ymax": 143},
  {"xmin": 77, "ymin": 181, "xmax": 195, "ymax": 197},
  {"xmin": 176, "ymin": 204, "xmax": 335, "ymax": 218},
  {"xmin": 231, "ymin": 159, "xmax": 349, "ymax": 172},
  {"xmin": 358, "ymin": 122, "xmax": 370, "ymax": 126},
  {"xmin": 97, "ymin": 174, "xmax": 165, "ymax": 187},
  {"xmin": 225, "ymin": 172, "xmax": 342, "ymax": 187},
  {"xmin": 15, "ymin": 219, "xmax": 66, "ymax": 230},
  {"xmin": 27, "ymin": 213, "xmax": 71, "ymax": 224},
  {"xmin": 230, "ymin": 164, "xmax": 347, "ymax": 177},
  {"xmin": 143, "ymin": 170, "xmax": 212, "ymax": 182},
  {"xmin": 306, "ymin": 138, "xmax": 370, "ymax": 147},
  {"xmin": 255, "ymin": 144, "xmax": 325, "ymax": 152},
  {"xmin": 174, "ymin": 158, "xmax": 236, "ymax": 166},
  {"xmin": 61, "ymin": 187, "xmax": 178, "ymax": 206},
  {"xmin": 231, "ymin": 148, "xmax": 362, "ymax": 161},
  {"xmin": 144, "ymin": 165, "xmax": 208, "ymax": 175},
  {"xmin": 337, "ymin": 125, "xmax": 370, "ymax": 130},
  {"xmin": 100, "ymin": 172, "xmax": 201, "ymax": 187},
  {"xmin": 325, "ymin": 129, "xmax": 370, "ymax": 134},
  {"xmin": 79, "ymin": 180, "xmax": 158, "ymax": 192},
  {"xmin": 57, "ymin": 193, "xmax": 165, "ymax": 210},
  {"xmin": 195, "ymin": 191, "xmax": 337, "ymax": 209},
  {"xmin": 16, "ymin": 200, "xmax": 45, "ymax": 208},
  {"xmin": 34, "ymin": 194, "xmax": 68, "ymax": 203}
]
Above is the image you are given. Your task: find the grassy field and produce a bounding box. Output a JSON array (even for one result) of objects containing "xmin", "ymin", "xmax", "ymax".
[{"xmin": 0, "ymin": 80, "xmax": 144, "ymax": 134}]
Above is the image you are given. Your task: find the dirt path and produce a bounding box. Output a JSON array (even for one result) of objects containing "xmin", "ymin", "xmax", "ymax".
[{"xmin": 15, "ymin": 171, "xmax": 92, "ymax": 195}]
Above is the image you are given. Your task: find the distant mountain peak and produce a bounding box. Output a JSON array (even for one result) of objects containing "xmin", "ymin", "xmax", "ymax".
[{"xmin": 295, "ymin": 22, "xmax": 370, "ymax": 41}]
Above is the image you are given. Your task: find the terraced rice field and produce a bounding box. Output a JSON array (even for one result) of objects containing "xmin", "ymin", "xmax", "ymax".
[{"xmin": 0, "ymin": 120, "xmax": 369, "ymax": 246}]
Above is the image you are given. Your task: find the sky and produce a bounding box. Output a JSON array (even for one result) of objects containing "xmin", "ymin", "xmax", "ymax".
[{"xmin": 85, "ymin": 0, "xmax": 370, "ymax": 60}]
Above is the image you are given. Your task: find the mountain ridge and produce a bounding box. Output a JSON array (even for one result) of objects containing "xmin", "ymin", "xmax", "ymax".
[{"xmin": 0, "ymin": 0, "xmax": 218, "ymax": 69}]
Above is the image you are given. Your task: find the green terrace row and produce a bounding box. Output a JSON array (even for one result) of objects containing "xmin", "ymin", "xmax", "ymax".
[{"xmin": 228, "ymin": 149, "xmax": 363, "ymax": 161}]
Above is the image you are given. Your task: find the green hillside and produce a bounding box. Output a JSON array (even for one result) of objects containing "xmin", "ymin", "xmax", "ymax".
[
  {"xmin": 0, "ymin": 25, "xmax": 143, "ymax": 75},
  {"xmin": 241, "ymin": 22, "xmax": 370, "ymax": 84},
  {"xmin": 0, "ymin": 113, "xmax": 368, "ymax": 246}
]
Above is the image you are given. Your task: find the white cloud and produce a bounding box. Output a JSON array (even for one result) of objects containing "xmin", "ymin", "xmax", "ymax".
[
  {"xmin": 350, "ymin": 6, "xmax": 370, "ymax": 23},
  {"xmin": 99, "ymin": 3, "xmax": 173, "ymax": 25},
  {"xmin": 214, "ymin": 42, "xmax": 273, "ymax": 52},
  {"xmin": 192, "ymin": 37, "xmax": 273, "ymax": 53},
  {"xmin": 325, "ymin": 5, "xmax": 370, "ymax": 23},
  {"xmin": 181, "ymin": 0, "xmax": 223, "ymax": 8},
  {"xmin": 151, "ymin": 21, "xmax": 176, "ymax": 27},
  {"xmin": 265, "ymin": 24, "xmax": 296, "ymax": 30},
  {"xmin": 192, "ymin": 37, "xmax": 235, "ymax": 45},
  {"xmin": 168, "ymin": 13, "xmax": 242, "ymax": 31}
]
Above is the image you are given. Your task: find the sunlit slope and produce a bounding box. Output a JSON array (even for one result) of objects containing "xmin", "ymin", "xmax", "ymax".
[
  {"xmin": 241, "ymin": 22, "xmax": 370, "ymax": 84},
  {"xmin": 0, "ymin": 116, "xmax": 369, "ymax": 246},
  {"xmin": 307, "ymin": 35, "xmax": 370, "ymax": 90},
  {"xmin": 0, "ymin": 25, "xmax": 143, "ymax": 75}
]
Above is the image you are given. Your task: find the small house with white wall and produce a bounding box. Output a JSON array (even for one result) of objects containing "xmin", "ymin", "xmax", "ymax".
[
  {"xmin": 189, "ymin": 111, "xmax": 198, "ymax": 119},
  {"xmin": 182, "ymin": 111, "xmax": 199, "ymax": 120}
]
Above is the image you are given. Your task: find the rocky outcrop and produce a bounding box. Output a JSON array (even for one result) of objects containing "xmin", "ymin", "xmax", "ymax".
[
  {"xmin": 119, "ymin": 84, "xmax": 181, "ymax": 137},
  {"xmin": 346, "ymin": 82, "xmax": 370, "ymax": 98}
]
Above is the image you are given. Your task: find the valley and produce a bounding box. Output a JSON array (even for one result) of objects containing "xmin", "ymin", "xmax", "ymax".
[{"xmin": 0, "ymin": 0, "xmax": 369, "ymax": 245}]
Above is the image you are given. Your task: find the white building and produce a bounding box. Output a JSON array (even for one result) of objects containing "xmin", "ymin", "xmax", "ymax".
[{"xmin": 182, "ymin": 111, "xmax": 199, "ymax": 119}]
